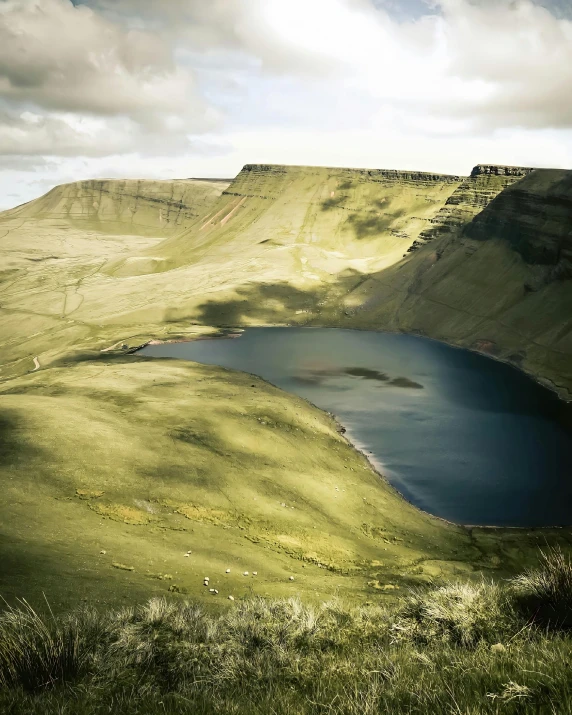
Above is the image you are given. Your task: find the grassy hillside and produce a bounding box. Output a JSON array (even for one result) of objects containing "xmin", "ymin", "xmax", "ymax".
[
  {"xmin": 336, "ymin": 167, "xmax": 572, "ymax": 398},
  {"xmin": 1, "ymin": 163, "xmax": 571, "ymax": 615},
  {"xmin": 1, "ymin": 178, "xmax": 229, "ymax": 236},
  {"xmin": 111, "ymin": 164, "xmax": 464, "ymax": 273},
  {"xmin": 2, "ymin": 549, "xmax": 572, "ymax": 714},
  {"xmin": 5, "ymin": 353, "xmax": 568, "ymax": 612},
  {"xmin": 0, "ymin": 178, "xmax": 228, "ymax": 380}
]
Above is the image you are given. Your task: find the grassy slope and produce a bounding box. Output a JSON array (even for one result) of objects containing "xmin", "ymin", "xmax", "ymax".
[
  {"xmin": 5, "ymin": 354, "xmax": 563, "ymax": 612},
  {"xmin": 1, "ymin": 166, "xmax": 571, "ymax": 611},
  {"xmin": 0, "ymin": 178, "xmax": 228, "ymax": 380},
  {"xmin": 344, "ymin": 168, "xmax": 572, "ymax": 397},
  {"xmin": 3, "ymin": 550, "xmax": 572, "ymax": 714}
]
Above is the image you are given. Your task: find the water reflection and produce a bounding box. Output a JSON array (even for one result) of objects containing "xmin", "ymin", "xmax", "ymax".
[{"xmin": 292, "ymin": 364, "xmax": 422, "ymax": 388}]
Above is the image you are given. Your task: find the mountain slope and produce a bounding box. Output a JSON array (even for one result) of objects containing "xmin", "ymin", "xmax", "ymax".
[
  {"xmin": 334, "ymin": 168, "xmax": 572, "ymax": 397},
  {"xmin": 107, "ymin": 164, "xmax": 466, "ymax": 277},
  {"xmin": 0, "ymin": 178, "xmax": 229, "ymax": 378},
  {"xmin": 95, "ymin": 162, "xmax": 572, "ymax": 397},
  {"xmin": 1, "ymin": 163, "xmax": 570, "ymax": 396}
]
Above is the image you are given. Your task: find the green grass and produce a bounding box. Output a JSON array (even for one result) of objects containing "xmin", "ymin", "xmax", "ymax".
[
  {"xmin": 0, "ymin": 164, "xmax": 571, "ymax": 613},
  {"xmin": 2, "ymin": 354, "xmax": 570, "ymax": 613},
  {"xmin": 3, "ymin": 163, "xmax": 570, "ymax": 395},
  {"xmin": 1, "ymin": 549, "xmax": 572, "ymax": 714},
  {"xmin": 2, "ymin": 163, "xmax": 572, "ymax": 398}
]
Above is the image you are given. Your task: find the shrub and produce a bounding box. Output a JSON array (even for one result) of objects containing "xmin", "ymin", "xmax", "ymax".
[
  {"xmin": 510, "ymin": 546, "xmax": 572, "ymax": 629},
  {"xmin": 391, "ymin": 579, "xmax": 518, "ymax": 647},
  {"xmin": 2, "ymin": 560, "xmax": 572, "ymax": 713},
  {"xmin": 221, "ymin": 597, "xmax": 389, "ymax": 657}
]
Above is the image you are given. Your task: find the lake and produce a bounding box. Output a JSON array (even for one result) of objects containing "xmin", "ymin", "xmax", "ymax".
[{"xmin": 140, "ymin": 327, "xmax": 572, "ymax": 527}]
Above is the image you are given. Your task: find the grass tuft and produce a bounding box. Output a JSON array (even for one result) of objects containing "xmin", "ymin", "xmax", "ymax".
[
  {"xmin": 0, "ymin": 599, "xmax": 104, "ymax": 691},
  {"xmin": 510, "ymin": 545, "xmax": 572, "ymax": 629},
  {"xmin": 392, "ymin": 578, "xmax": 518, "ymax": 647}
]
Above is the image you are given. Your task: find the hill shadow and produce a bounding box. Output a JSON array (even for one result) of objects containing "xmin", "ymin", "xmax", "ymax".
[
  {"xmin": 347, "ymin": 209, "xmax": 406, "ymax": 239},
  {"xmin": 0, "ymin": 409, "xmax": 44, "ymax": 467},
  {"xmin": 320, "ymin": 195, "xmax": 348, "ymax": 211},
  {"xmin": 196, "ymin": 270, "xmax": 364, "ymax": 326}
]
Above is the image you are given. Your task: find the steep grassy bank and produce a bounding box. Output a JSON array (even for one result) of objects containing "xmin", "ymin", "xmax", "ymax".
[{"xmin": 2, "ymin": 549, "xmax": 572, "ymax": 714}]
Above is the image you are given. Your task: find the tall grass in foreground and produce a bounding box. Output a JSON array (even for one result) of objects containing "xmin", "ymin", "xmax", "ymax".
[
  {"xmin": 1, "ymin": 548, "xmax": 572, "ymax": 714},
  {"xmin": 511, "ymin": 545, "xmax": 572, "ymax": 629}
]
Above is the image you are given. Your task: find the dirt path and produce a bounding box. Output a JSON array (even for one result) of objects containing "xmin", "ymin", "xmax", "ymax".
[{"xmin": 32, "ymin": 356, "xmax": 40, "ymax": 371}]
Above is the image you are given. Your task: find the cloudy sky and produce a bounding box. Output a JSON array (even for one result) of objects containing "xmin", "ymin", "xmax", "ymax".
[{"xmin": 0, "ymin": 0, "xmax": 571, "ymax": 208}]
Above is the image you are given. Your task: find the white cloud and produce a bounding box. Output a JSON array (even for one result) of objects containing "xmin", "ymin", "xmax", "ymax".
[
  {"xmin": 436, "ymin": 0, "xmax": 572, "ymax": 129},
  {"xmin": 242, "ymin": 0, "xmax": 572, "ymax": 133},
  {"xmin": 0, "ymin": 0, "xmax": 215, "ymax": 125},
  {"xmin": 0, "ymin": 110, "xmax": 228, "ymax": 158},
  {"xmin": 1, "ymin": 0, "xmax": 571, "ymax": 211}
]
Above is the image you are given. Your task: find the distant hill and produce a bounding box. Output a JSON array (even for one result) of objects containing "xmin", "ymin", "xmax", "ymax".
[{"xmin": 0, "ymin": 177, "xmax": 230, "ymax": 237}]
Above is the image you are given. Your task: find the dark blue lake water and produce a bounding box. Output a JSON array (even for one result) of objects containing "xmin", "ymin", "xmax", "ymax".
[{"xmin": 141, "ymin": 328, "xmax": 572, "ymax": 527}]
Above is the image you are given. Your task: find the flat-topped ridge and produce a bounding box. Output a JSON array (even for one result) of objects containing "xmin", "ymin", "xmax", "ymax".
[
  {"xmin": 470, "ymin": 164, "xmax": 536, "ymax": 178},
  {"xmin": 54, "ymin": 177, "xmax": 216, "ymax": 189},
  {"xmin": 187, "ymin": 177, "xmax": 234, "ymax": 182},
  {"xmin": 240, "ymin": 163, "xmax": 464, "ymax": 182}
]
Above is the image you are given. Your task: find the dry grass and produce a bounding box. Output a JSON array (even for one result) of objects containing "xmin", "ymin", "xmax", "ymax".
[
  {"xmin": 511, "ymin": 546, "xmax": 572, "ymax": 628},
  {"xmin": 2, "ymin": 549, "xmax": 572, "ymax": 714}
]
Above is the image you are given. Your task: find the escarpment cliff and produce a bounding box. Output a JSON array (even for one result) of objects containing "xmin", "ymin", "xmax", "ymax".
[
  {"xmin": 110, "ymin": 163, "xmax": 466, "ymax": 276},
  {"xmin": 465, "ymin": 169, "xmax": 572, "ymax": 281},
  {"xmin": 339, "ymin": 166, "xmax": 572, "ymax": 397},
  {"xmin": 417, "ymin": 165, "xmax": 535, "ymax": 244},
  {"xmin": 237, "ymin": 163, "xmax": 463, "ymax": 185}
]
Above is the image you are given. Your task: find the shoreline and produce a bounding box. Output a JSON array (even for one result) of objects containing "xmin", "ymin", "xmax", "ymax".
[
  {"xmin": 329, "ymin": 412, "xmax": 568, "ymax": 533},
  {"xmin": 147, "ymin": 331, "xmax": 243, "ymax": 346},
  {"xmin": 131, "ymin": 326, "xmax": 572, "ymax": 533}
]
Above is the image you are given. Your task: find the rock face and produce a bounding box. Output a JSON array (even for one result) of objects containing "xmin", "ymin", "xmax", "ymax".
[
  {"xmin": 465, "ymin": 169, "xmax": 572, "ymax": 279},
  {"xmin": 417, "ymin": 165, "xmax": 535, "ymax": 244},
  {"xmin": 240, "ymin": 163, "xmax": 462, "ymax": 183},
  {"xmin": 470, "ymin": 164, "xmax": 534, "ymax": 178}
]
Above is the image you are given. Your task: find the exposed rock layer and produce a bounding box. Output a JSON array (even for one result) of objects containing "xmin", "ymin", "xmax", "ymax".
[
  {"xmin": 465, "ymin": 169, "xmax": 572, "ymax": 278},
  {"xmin": 418, "ymin": 166, "xmax": 535, "ymax": 243}
]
